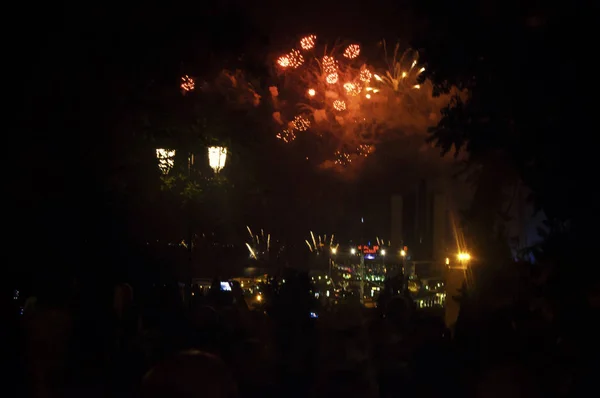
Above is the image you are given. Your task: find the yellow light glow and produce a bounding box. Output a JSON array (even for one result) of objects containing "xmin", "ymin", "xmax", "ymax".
[
  {"xmin": 156, "ymin": 148, "xmax": 176, "ymax": 174},
  {"xmin": 457, "ymin": 252, "xmax": 471, "ymax": 261},
  {"xmin": 307, "ymin": 88, "xmax": 316, "ymax": 96},
  {"xmin": 208, "ymin": 146, "xmax": 227, "ymax": 173},
  {"xmin": 400, "ymin": 249, "xmax": 406, "ymax": 257},
  {"xmin": 365, "ymin": 93, "xmax": 371, "ymax": 99}
]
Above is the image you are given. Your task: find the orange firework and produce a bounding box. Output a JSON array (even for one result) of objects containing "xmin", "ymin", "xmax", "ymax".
[
  {"xmin": 292, "ymin": 115, "xmax": 311, "ymax": 131},
  {"xmin": 334, "ymin": 151, "xmax": 352, "ymax": 166},
  {"xmin": 181, "ymin": 75, "xmax": 195, "ymax": 92},
  {"xmin": 357, "ymin": 144, "xmax": 374, "ymax": 157},
  {"xmin": 325, "ymin": 73, "xmax": 338, "ymax": 84},
  {"xmin": 268, "ymin": 37, "xmax": 458, "ymax": 176},
  {"xmin": 288, "ymin": 49, "xmax": 304, "ymax": 68},
  {"xmin": 333, "ymin": 100, "xmax": 346, "ymax": 111},
  {"xmin": 277, "ymin": 55, "xmax": 290, "ymax": 68},
  {"xmin": 322, "ymin": 56, "xmax": 337, "ymax": 74},
  {"xmin": 300, "ymin": 35, "xmax": 316, "ymax": 50},
  {"xmin": 343, "ymin": 44, "xmax": 360, "ymax": 59},
  {"xmin": 343, "ymin": 82, "xmax": 361, "ymax": 96},
  {"xmin": 276, "ymin": 129, "xmax": 297, "ymax": 143},
  {"xmin": 359, "ymin": 68, "xmax": 372, "ymax": 82}
]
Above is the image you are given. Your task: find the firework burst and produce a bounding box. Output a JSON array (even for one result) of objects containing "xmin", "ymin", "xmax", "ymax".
[
  {"xmin": 277, "ymin": 55, "xmax": 290, "ymax": 68},
  {"xmin": 334, "ymin": 150, "xmax": 352, "ymax": 166},
  {"xmin": 343, "ymin": 44, "xmax": 360, "ymax": 59},
  {"xmin": 246, "ymin": 226, "xmax": 272, "ymax": 260},
  {"xmin": 270, "ymin": 37, "xmax": 459, "ymax": 174},
  {"xmin": 300, "ymin": 35, "xmax": 316, "ymax": 50},
  {"xmin": 181, "ymin": 75, "xmax": 195, "ymax": 92},
  {"xmin": 356, "ymin": 144, "xmax": 375, "ymax": 157},
  {"xmin": 276, "ymin": 129, "xmax": 297, "ymax": 143},
  {"xmin": 292, "ymin": 115, "xmax": 311, "ymax": 131},
  {"xmin": 305, "ymin": 231, "xmax": 339, "ymax": 254}
]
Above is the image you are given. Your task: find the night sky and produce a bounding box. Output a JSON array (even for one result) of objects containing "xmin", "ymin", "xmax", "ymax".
[{"xmin": 9, "ymin": 1, "xmax": 572, "ymax": 278}]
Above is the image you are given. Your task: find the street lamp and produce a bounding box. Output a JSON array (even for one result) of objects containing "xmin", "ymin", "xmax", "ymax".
[
  {"xmin": 329, "ymin": 247, "xmax": 337, "ymax": 278},
  {"xmin": 350, "ymin": 248, "xmax": 356, "ymax": 255},
  {"xmin": 208, "ymin": 146, "xmax": 227, "ymax": 173},
  {"xmin": 156, "ymin": 148, "xmax": 176, "ymax": 174},
  {"xmin": 380, "ymin": 249, "xmax": 386, "ymax": 256},
  {"xmin": 400, "ymin": 248, "xmax": 407, "ymax": 292},
  {"xmin": 457, "ymin": 252, "xmax": 471, "ymax": 262}
]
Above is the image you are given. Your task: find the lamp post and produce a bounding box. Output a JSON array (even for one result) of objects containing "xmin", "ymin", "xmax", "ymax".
[
  {"xmin": 445, "ymin": 251, "xmax": 471, "ymax": 333},
  {"xmin": 400, "ymin": 248, "xmax": 407, "ymax": 292},
  {"xmin": 156, "ymin": 148, "xmax": 176, "ymax": 175},
  {"xmin": 330, "ymin": 247, "xmax": 337, "ymax": 279},
  {"xmin": 457, "ymin": 252, "xmax": 471, "ymax": 266},
  {"xmin": 208, "ymin": 146, "xmax": 227, "ymax": 174}
]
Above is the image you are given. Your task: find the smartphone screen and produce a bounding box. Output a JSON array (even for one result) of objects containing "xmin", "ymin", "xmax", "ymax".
[{"xmin": 220, "ymin": 282, "xmax": 232, "ymax": 291}]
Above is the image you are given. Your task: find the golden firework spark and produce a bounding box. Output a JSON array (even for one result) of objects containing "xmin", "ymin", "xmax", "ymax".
[
  {"xmin": 322, "ymin": 56, "xmax": 337, "ymax": 74},
  {"xmin": 333, "ymin": 100, "xmax": 346, "ymax": 111},
  {"xmin": 292, "ymin": 115, "xmax": 311, "ymax": 131},
  {"xmin": 325, "ymin": 72, "xmax": 338, "ymax": 84},
  {"xmin": 356, "ymin": 144, "xmax": 374, "ymax": 157},
  {"xmin": 276, "ymin": 129, "xmax": 297, "ymax": 143},
  {"xmin": 334, "ymin": 150, "xmax": 352, "ymax": 165},
  {"xmin": 300, "ymin": 35, "xmax": 316, "ymax": 50},
  {"xmin": 343, "ymin": 82, "xmax": 361, "ymax": 96},
  {"xmin": 288, "ymin": 49, "xmax": 304, "ymax": 68},
  {"xmin": 269, "ymin": 37, "xmax": 458, "ymax": 174},
  {"xmin": 180, "ymin": 75, "xmax": 195, "ymax": 92},
  {"xmin": 359, "ymin": 68, "xmax": 372, "ymax": 82},
  {"xmin": 343, "ymin": 44, "xmax": 360, "ymax": 59},
  {"xmin": 375, "ymin": 42, "xmax": 425, "ymax": 92},
  {"xmin": 277, "ymin": 55, "xmax": 290, "ymax": 68}
]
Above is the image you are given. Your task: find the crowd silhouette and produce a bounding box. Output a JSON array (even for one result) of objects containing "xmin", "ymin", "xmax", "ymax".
[{"xmin": 5, "ymin": 268, "xmax": 594, "ymax": 398}]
